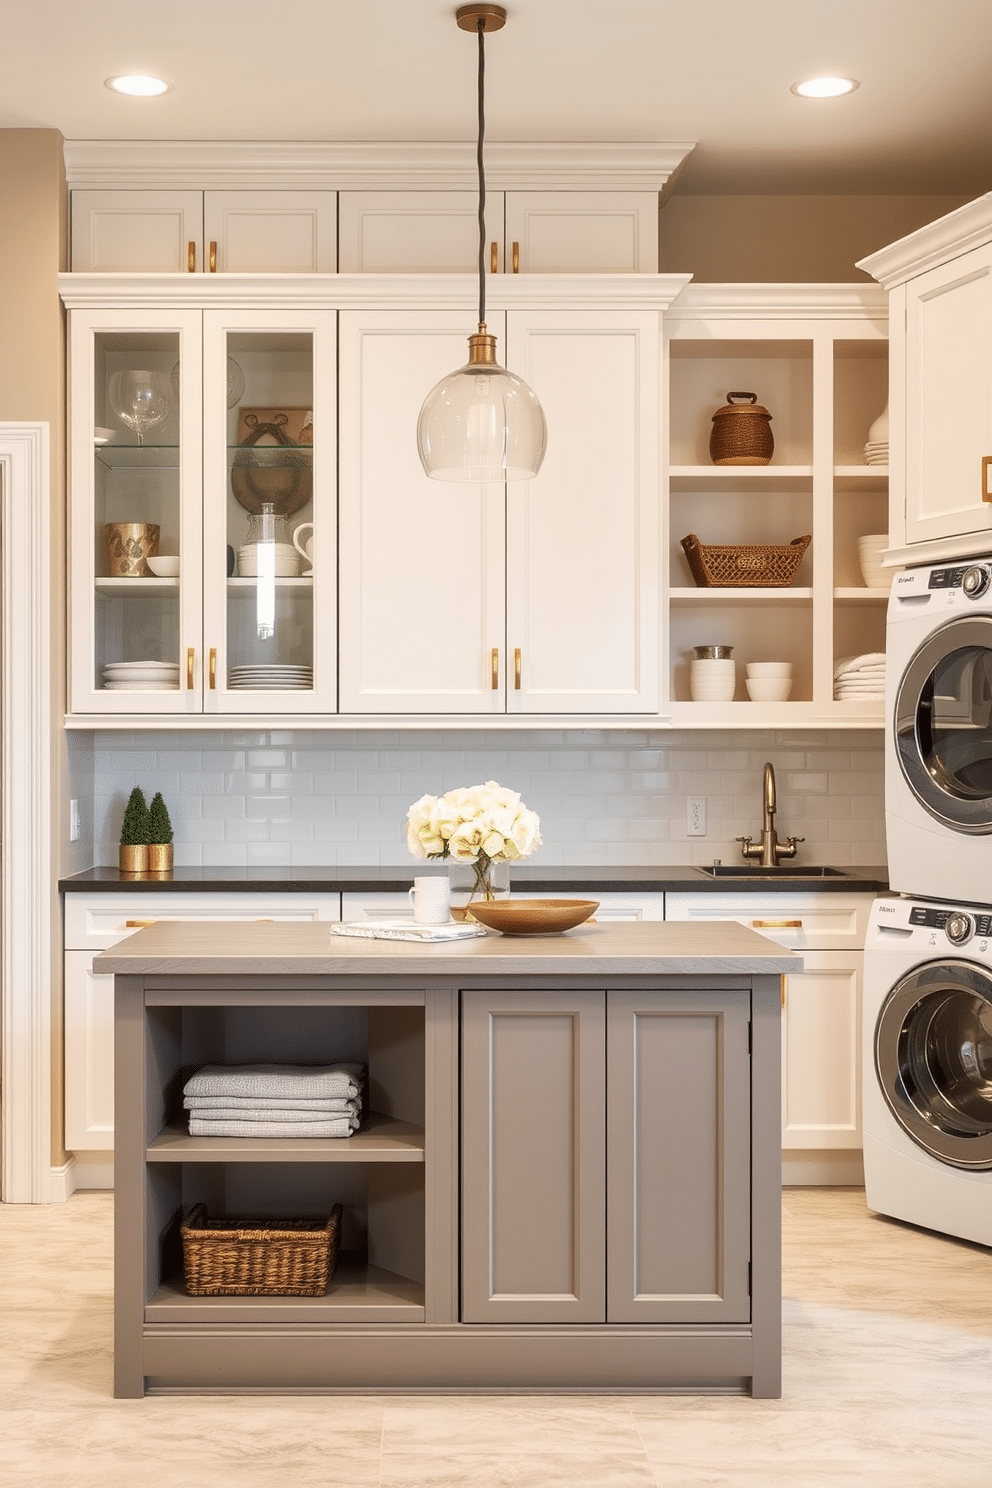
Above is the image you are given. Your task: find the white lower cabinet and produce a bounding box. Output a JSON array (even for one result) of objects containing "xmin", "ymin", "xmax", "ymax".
[
  {"xmin": 664, "ymin": 891, "xmax": 868, "ymax": 1180},
  {"xmin": 62, "ymin": 893, "xmax": 341, "ymax": 1162}
]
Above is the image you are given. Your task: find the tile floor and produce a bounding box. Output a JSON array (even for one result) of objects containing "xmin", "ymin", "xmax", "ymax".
[{"xmin": 2, "ymin": 1188, "xmax": 989, "ymax": 1487}]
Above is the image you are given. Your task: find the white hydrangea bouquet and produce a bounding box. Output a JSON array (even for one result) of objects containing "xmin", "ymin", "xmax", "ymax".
[{"xmin": 406, "ymin": 780, "xmax": 542, "ymax": 903}]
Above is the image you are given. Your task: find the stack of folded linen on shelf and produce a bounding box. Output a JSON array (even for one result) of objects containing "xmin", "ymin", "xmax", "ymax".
[
  {"xmin": 834, "ymin": 652, "xmax": 886, "ymax": 700},
  {"xmin": 183, "ymin": 1062, "xmax": 364, "ymax": 1138}
]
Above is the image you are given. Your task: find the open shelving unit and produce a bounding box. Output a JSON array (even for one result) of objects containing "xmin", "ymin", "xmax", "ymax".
[{"xmin": 664, "ymin": 287, "xmax": 890, "ymax": 728}]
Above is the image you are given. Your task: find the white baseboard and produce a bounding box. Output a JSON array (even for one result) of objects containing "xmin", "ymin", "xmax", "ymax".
[
  {"xmin": 47, "ymin": 1159, "xmax": 76, "ymax": 1202},
  {"xmin": 783, "ymin": 1149, "xmax": 865, "ymax": 1187},
  {"xmin": 66, "ymin": 1155, "xmax": 115, "ymax": 1191}
]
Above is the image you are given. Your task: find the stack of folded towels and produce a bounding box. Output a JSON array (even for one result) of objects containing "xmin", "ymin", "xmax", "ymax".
[
  {"xmin": 834, "ymin": 652, "xmax": 886, "ymax": 700},
  {"xmin": 183, "ymin": 1063, "xmax": 364, "ymax": 1138}
]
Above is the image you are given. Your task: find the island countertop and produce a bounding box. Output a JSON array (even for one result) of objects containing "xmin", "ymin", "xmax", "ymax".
[{"xmin": 94, "ymin": 915, "xmax": 801, "ymax": 978}]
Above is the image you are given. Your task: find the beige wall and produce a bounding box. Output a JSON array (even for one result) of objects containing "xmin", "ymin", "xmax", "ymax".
[
  {"xmin": 0, "ymin": 128, "xmax": 68, "ymax": 1167},
  {"xmin": 658, "ymin": 194, "xmax": 970, "ymax": 281}
]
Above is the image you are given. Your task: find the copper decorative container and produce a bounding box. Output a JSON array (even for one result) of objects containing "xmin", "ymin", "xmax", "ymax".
[
  {"xmin": 709, "ymin": 392, "xmax": 774, "ymax": 466},
  {"xmin": 105, "ymin": 522, "xmax": 160, "ymax": 577},
  {"xmin": 119, "ymin": 844, "xmax": 149, "ymax": 874}
]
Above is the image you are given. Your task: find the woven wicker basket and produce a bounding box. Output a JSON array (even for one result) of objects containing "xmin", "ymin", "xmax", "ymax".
[
  {"xmin": 709, "ymin": 391, "xmax": 774, "ymax": 466},
  {"xmin": 182, "ymin": 1203, "xmax": 342, "ymax": 1296},
  {"xmin": 681, "ymin": 533, "xmax": 811, "ymax": 588}
]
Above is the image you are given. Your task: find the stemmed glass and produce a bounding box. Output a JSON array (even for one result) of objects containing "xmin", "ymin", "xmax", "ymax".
[{"xmin": 108, "ymin": 370, "xmax": 174, "ymax": 446}]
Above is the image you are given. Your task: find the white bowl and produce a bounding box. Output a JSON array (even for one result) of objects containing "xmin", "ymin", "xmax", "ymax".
[
  {"xmin": 93, "ymin": 427, "xmax": 114, "ymax": 445},
  {"xmin": 745, "ymin": 662, "xmax": 792, "ymax": 679},
  {"xmin": 857, "ymin": 535, "xmax": 888, "ymax": 588},
  {"xmin": 746, "ymin": 677, "xmax": 792, "ymax": 702},
  {"xmin": 146, "ymin": 555, "xmax": 180, "ymax": 578}
]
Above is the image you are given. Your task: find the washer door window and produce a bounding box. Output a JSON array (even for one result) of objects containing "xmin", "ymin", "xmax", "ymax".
[
  {"xmin": 894, "ymin": 615, "xmax": 992, "ymax": 833},
  {"xmin": 875, "ymin": 960, "xmax": 992, "ymax": 1170}
]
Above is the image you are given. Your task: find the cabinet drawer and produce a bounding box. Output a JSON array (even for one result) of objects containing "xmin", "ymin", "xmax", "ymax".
[
  {"xmin": 664, "ymin": 892, "xmax": 871, "ymax": 949},
  {"xmin": 64, "ymin": 891, "xmax": 341, "ymax": 949},
  {"xmin": 342, "ymin": 891, "xmax": 665, "ymax": 924}
]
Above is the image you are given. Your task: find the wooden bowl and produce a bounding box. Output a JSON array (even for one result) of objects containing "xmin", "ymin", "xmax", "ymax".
[{"xmin": 464, "ymin": 898, "xmax": 599, "ymax": 935}]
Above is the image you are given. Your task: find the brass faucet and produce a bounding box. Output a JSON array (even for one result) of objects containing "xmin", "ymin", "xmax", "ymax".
[{"xmin": 736, "ymin": 761, "xmax": 805, "ymax": 868}]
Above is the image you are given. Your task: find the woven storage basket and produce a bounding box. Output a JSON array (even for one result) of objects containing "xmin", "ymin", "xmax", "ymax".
[
  {"xmin": 681, "ymin": 533, "xmax": 811, "ymax": 588},
  {"xmin": 709, "ymin": 391, "xmax": 774, "ymax": 466},
  {"xmin": 182, "ymin": 1202, "xmax": 342, "ymax": 1296}
]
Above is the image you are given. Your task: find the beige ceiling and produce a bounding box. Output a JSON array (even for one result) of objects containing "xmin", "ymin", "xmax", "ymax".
[{"xmin": 4, "ymin": 0, "xmax": 991, "ymax": 195}]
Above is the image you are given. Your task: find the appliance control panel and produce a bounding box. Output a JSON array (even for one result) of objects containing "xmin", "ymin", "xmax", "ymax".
[
  {"xmin": 924, "ymin": 561, "xmax": 992, "ymax": 597},
  {"xmin": 909, "ymin": 904, "xmax": 992, "ymax": 939}
]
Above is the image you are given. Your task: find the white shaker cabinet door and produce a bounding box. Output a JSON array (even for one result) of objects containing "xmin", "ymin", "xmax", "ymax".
[
  {"xmin": 203, "ymin": 191, "xmax": 337, "ymax": 273},
  {"xmin": 338, "ymin": 191, "xmax": 505, "ymax": 273},
  {"xmin": 902, "ymin": 242, "xmax": 992, "ymax": 546},
  {"xmin": 505, "ymin": 310, "xmax": 660, "ymax": 713},
  {"xmin": 781, "ymin": 950, "xmax": 862, "ymax": 1150},
  {"xmin": 64, "ymin": 951, "xmax": 115, "ymax": 1151},
  {"xmin": 71, "ymin": 190, "xmax": 204, "ymax": 272},
  {"xmin": 504, "ymin": 191, "xmax": 659, "ymax": 273},
  {"xmin": 337, "ymin": 310, "xmax": 507, "ymax": 713}
]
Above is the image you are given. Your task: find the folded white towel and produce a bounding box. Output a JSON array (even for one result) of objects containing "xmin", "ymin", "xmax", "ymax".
[
  {"xmin": 186, "ymin": 1103, "xmax": 360, "ymax": 1125},
  {"xmin": 184, "ymin": 1093, "xmax": 360, "ymax": 1113},
  {"xmin": 188, "ymin": 1115, "xmax": 359, "ymax": 1138},
  {"xmin": 183, "ymin": 1063, "xmax": 364, "ymax": 1100},
  {"xmin": 834, "ymin": 653, "xmax": 886, "ymax": 679}
]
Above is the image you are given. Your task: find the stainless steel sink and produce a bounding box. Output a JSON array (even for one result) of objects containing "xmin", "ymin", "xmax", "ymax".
[{"xmin": 695, "ymin": 865, "xmax": 850, "ymax": 879}]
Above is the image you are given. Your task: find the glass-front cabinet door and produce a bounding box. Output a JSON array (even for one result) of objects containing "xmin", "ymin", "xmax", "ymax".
[
  {"xmin": 202, "ymin": 310, "xmax": 336, "ymax": 714},
  {"xmin": 69, "ymin": 308, "xmax": 203, "ymax": 715},
  {"xmin": 68, "ymin": 305, "xmax": 336, "ymax": 716}
]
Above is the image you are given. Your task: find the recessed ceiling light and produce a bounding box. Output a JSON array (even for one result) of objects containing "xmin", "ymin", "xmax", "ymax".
[
  {"xmin": 791, "ymin": 76, "xmax": 859, "ymax": 99},
  {"xmin": 105, "ymin": 74, "xmax": 172, "ymax": 97}
]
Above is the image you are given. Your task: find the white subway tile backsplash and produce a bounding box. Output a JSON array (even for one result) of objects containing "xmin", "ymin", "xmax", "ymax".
[{"xmin": 76, "ymin": 727, "xmax": 887, "ymax": 869}]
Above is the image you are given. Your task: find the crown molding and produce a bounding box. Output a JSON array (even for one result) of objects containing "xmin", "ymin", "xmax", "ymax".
[
  {"xmin": 63, "ymin": 139, "xmax": 695, "ymax": 194},
  {"xmin": 857, "ymin": 192, "xmax": 992, "ymax": 287},
  {"xmin": 58, "ymin": 271, "xmax": 694, "ymax": 312},
  {"xmin": 666, "ymin": 282, "xmax": 888, "ymax": 321}
]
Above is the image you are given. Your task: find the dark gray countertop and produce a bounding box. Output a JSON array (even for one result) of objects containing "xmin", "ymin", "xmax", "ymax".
[{"xmin": 60, "ymin": 863, "xmax": 889, "ymax": 894}]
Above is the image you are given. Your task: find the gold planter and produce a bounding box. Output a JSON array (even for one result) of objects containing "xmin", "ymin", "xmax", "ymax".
[
  {"xmin": 119, "ymin": 843, "xmax": 149, "ymax": 875},
  {"xmin": 147, "ymin": 843, "xmax": 174, "ymax": 875}
]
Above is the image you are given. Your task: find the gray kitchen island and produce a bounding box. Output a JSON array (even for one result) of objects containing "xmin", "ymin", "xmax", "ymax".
[{"xmin": 97, "ymin": 917, "xmax": 797, "ymax": 1399}]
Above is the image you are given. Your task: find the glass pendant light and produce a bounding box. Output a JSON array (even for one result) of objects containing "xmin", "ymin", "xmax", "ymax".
[{"xmin": 417, "ymin": 4, "xmax": 547, "ymax": 482}]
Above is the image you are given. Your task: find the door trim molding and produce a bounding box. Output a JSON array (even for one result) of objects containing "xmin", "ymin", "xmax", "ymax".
[{"xmin": 1, "ymin": 422, "xmax": 55, "ymax": 1201}]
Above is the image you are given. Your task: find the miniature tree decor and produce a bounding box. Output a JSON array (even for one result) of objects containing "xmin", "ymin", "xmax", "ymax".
[
  {"xmin": 146, "ymin": 790, "xmax": 175, "ymax": 873},
  {"xmin": 119, "ymin": 787, "xmax": 150, "ymax": 874}
]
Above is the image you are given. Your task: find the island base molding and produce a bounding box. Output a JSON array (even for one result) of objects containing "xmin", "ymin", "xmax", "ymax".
[{"xmin": 134, "ymin": 1325, "xmax": 769, "ymax": 1398}]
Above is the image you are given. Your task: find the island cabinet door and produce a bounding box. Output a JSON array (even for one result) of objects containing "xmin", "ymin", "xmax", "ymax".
[
  {"xmin": 460, "ymin": 989, "xmax": 606, "ymax": 1323},
  {"xmin": 606, "ymin": 991, "xmax": 752, "ymax": 1324}
]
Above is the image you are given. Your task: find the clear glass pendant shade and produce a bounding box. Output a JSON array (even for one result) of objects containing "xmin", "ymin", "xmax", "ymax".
[{"xmin": 417, "ymin": 331, "xmax": 547, "ymax": 482}]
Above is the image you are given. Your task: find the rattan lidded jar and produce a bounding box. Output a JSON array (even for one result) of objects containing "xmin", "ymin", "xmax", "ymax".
[{"xmin": 709, "ymin": 391, "xmax": 774, "ymax": 466}]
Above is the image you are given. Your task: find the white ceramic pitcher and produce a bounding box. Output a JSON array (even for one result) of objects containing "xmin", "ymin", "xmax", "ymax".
[{"xmin": 293, "ymin": 522, "xmax": 314, "ymax": 576}]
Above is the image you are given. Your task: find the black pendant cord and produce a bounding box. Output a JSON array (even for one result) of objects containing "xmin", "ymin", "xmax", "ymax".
[{"xmin": 476, "ymin": 17, "xmax": 486, "ymax": 328}]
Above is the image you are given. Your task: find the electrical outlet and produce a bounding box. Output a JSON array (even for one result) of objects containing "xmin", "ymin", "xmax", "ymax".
[
  {"xmin": 69, "ymin": 799, "xmax": 81, "ymax": 842},
  {"xmin": 686, "ymin": 797, "xmax": 706, "ymax": 836}
]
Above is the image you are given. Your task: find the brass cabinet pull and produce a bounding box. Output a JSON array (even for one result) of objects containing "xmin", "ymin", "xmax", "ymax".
[
  {"xmin": 491, "ymin": 647, "xmax": 499, "ymax": 690},
  {"xmin": 208, "ymin": 240, "xmax": 217, "ymax": 273},
  {"xmin": 209, "ymin": 647, "xmax": 217, "ymax": 690},
  {"xmin": 511, "ymin": 240, "xmax": 520, "ymax": 274},
  {"xmin": 187, "ymin": 241, "xmax": 195, "ymax": 273},
  {"xmin": 186, "ymin": 647, "xmax": 195, "ymax": 690},
  {"xmin": 126, "ymin": 919, "xmax": 156, "ymax": 928},
  {"xmin": 983, "ymin": 455, "xmax": 991, "ymax": 502},
  {"xmin": 490, "ymin": 241, "xmax": 498, "ymax": 273},
  {"xmin": 514, "ymin": 647, "xmax": 522, "ymax": 689},
  {"xmin": 781, "ymin": 975, "xmax": 787, "ymax": 1009},
  {"xmin": 753, "ymin": 918, "xmax": 802, "ymax": 929}
]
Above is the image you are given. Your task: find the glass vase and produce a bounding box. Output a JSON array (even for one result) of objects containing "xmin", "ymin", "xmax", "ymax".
[{"xmin": 448, "ymin": 857, "xmax": 510, "ymax": 917}]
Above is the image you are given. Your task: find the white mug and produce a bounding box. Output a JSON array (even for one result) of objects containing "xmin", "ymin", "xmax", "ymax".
[
  {"xmin": 408, "ymin": 876, "xmax": 451, "ymax": 925},
  {"xmin": 293, "ymin": 522, "xmax": 314, "ymax": 576}
]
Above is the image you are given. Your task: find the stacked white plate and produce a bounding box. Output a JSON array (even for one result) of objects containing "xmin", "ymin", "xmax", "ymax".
[
  {"xmin": 227, "ymin": 664, "xmax": 314, "ymax": 691},
  {"xmin": 102, "ymin": 660, "xmax": 180, "ymax": 691},
  {"xmin": 864, "ymin": 440, "xmax": 889, "ymax": 466}
]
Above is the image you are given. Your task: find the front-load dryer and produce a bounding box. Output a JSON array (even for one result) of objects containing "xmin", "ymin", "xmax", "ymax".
[
  {"xmin": 863, "ymin": 896, "xmax": 992, "ymax": 1247},
  {"xmin": 885, "ymin": 556, "xmax": 992, "ymax": 902}
]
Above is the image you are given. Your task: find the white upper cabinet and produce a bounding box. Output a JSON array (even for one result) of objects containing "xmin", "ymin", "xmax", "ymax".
[
  {"xmin": 858, "ymin": 193, "xmax": 992, "ymax": 562},
  {"xmin": 71, "ymin": 190, "xmax": 338, "ymax": 273},
  {"xmin": 338, "ymin": 190, "xmax": 658, "ymax": 274},
  {"xmin": 337, "ymin": 303, "xmax": 661, "ymax": 715}
]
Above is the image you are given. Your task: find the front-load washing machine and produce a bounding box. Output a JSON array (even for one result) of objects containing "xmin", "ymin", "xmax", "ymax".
[
  {"xmin": 863, "ymin": 896, "xmax": 992, "ymax": 1247},
  {"xmin": 885, "ymin": 556, "xmax": 992, "ymax": 902}
]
